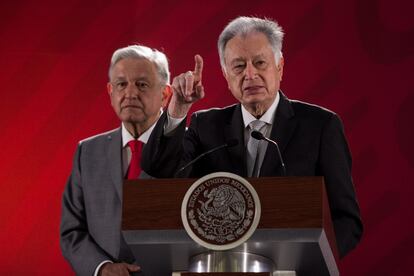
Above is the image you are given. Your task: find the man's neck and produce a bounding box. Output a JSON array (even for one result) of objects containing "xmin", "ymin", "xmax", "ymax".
[
  {"xmin": 124, "ymin": 114, "xmax": 159, "ymax": 139},
  {"xmin": 244, "ymin": 99, "xmax": 275, "ymax": 119},
  {"xmin": 245, "ymin": 104, "xmax": 269, "ymax": 119},
  {"xmin": 241, "ymin": 93, "xmax": 280, "ymax": 127},
  {"xmin": 125, "ymin": 124, "xmax": 141, "ymax": 139}
]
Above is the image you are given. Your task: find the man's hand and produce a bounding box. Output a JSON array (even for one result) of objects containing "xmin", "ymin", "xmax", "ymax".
[
  {"xmin": 168, "ymin": 54, "xmax": 205, "ymax": 118},
  {"xmin": 99, "ymin": 262, "xmax": 140, "ymax": 276}
]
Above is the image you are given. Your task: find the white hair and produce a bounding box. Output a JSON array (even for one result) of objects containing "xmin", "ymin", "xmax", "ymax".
[
  {"xmin": 218, "ymin": 16, "xmax": 284, "ymax": 69},
  {"xmin": 109, "ymin": 45, "xmax": 170, "ymax": 85}
]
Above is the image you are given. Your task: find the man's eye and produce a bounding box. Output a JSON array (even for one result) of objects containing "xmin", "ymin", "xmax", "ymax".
[
  {"xmin": 136, "ymin": 82, "xmax": 149, "ymax": 90},
  {"xmin": 255, "ymin": 60, "xmax": 266, "ymax": 67},
  {"xmin": 233, "ymin": 64, "xmax": 245, "ymax": 72},
  {"xmin": 116, "ymin": 82, "xmax": 127, "ymax": 90}
]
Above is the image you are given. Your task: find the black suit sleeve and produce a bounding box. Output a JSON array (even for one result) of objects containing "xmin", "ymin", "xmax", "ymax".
[
  {"xmin": 142, "ymin": 112, "xmax": 188, "ymax": 178},
  {"xmin": 142, "ymin": 111, "xmax": 209, "ymax": 178},
  {"xmin": 60, "ymin": 143, "xmax": 111, "ymax": 276},
  {"xmin": 318, "ymin": 113, "xmax": 363, "ymax": 258}
]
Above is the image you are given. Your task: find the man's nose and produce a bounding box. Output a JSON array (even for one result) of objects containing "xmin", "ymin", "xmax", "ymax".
[
  {"xmin": 244, "ymin": 62, "xmax": 258, "ymax": 80},
  {"xmin": 125, "ymin": 82, "xmax": 139, "ymax": 98}
]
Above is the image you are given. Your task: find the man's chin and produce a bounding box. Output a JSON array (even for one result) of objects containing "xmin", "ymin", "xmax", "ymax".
[
  {"xmin": 242, "ymin": 95, "xmax": 266, "ymax": 106},
  {"xmin": 120, "ymin": 114, "xmax": 145, "ymax": 125},
  {"xmin": 241, "ymin": 96, "xmax": 276, "ymax": 113}
]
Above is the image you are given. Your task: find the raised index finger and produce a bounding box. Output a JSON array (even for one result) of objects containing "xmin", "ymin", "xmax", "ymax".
[{"xmin": 193, "ymin": 54, "xmax": 203, "ymax": 81}]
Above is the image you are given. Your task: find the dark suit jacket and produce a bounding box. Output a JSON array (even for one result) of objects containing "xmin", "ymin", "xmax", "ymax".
[
  {"xmin": 143, "ymin": 92, "xmax": 363, "ymax": 258},
  {"xmin": 60, "ymin": 128, "xmax": 136, "ymax": 276}
]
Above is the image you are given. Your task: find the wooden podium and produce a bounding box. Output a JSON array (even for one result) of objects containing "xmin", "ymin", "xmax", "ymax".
[{"xmin": 122, "ymin": 177, "xmax": 339, "ymax": 275}]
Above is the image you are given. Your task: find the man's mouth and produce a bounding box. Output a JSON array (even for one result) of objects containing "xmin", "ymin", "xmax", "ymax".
[
  {"xmin": 243, "ymin": 85, "xmax": 264, "ymax": 93},
  {"xmin": 121, "ymin": 105, "xmax": 141, "ymax": 110}
]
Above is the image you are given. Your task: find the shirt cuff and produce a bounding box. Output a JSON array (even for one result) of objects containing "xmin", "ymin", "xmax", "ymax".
[
  {"xmin": 94, "ymin": 260, "xmax": 113, "ymax": 276},
  {"xmin": 164, "ymin": 112, "xmax": 185, "ymax": 135}
]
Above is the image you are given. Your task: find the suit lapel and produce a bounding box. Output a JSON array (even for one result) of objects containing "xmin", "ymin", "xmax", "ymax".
[
  {"xmin": 261, "ymin": 92, "xmax": 297, "ymax": 176},
  {"xmin": 224, "ymin": 104, "xmax": 247, "ymax": 176},
  {"xmin": 106, "ymin": 128, "xmax": 123, "ymax": 201}
]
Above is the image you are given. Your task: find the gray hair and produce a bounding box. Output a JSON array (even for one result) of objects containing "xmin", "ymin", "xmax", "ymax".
[
  {"xmin": 108, "ymin": 45, "xmax": 170, "ymax": 85},
  {"xmin": 218, "ymin": 16, "xmax": 284, "ymax": 69}
]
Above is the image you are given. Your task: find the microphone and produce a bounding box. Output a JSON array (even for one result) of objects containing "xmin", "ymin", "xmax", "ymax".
[
  {"xmin": 251, "ymin": 130, "xmax": 287, "ymax": 176},
  {"xmin": 175, "ymin": 139, "xmax": 239, "ymax": 177}
]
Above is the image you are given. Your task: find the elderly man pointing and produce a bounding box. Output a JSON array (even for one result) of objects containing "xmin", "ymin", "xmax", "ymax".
[{"xmin": 143, "ymin": 16, "xmax": 362, "ymax": 258}]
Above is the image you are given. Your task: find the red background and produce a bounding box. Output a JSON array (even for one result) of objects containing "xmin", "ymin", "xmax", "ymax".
[{"xmin": 0, "ymin": 0, "xmax": 413, "ymax": 275}]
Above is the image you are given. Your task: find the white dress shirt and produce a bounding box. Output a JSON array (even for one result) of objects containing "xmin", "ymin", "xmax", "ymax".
[
  {"xmin": 121, "ymin": 119, "xmax": 158, "ymax": 177},
  {"xmin": 241, "ymin": 92, "xmax": 280, "ymax": 176}
]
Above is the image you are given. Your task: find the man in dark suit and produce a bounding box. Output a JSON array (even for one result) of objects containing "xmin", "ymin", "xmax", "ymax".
[
  {"xmin": 142, "ymin": 16, "xmax": 363, "ymax": 258},
  {"xmin": 60, "ymin": 45, "xmax": 171, "ymax": 276}
]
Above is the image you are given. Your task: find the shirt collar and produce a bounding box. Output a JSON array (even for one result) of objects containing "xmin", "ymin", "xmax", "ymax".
[
  {"xmin": 122, "ymin": 110, "xmax": 163, "ymax": 147},
  {"xmin": 241, "ymin": 92, "xmax": 280, "ymax": 128}
]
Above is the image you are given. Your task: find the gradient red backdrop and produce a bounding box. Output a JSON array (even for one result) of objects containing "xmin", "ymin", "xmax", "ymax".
[{"xmin": 1, "ymin": 0, "xmax": 413, "ymax": 275}]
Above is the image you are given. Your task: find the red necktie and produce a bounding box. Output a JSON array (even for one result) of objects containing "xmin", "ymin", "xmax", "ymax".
[{"xmin": 127, "ymin": 140, "xmax": 142, "ymax": 179}]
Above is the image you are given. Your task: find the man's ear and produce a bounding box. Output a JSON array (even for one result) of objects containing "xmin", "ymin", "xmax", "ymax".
[
  {"xmin": 221, "ymin": 66, "xmax": 228, "ymax": 80},
  {"xmin": 278, "ymin": 57, "xmax": 284, "ymax": 81},
  {"xmin": 107, "ymin": 82, "xmax": 113, "ymax": 96},
  {"xmin": 162, "ymin": 85, "xmax": 172, "ymax": 108},
  {"xmin": 222, "ymin": 67, "xmax": 232, "ymax": 91}
]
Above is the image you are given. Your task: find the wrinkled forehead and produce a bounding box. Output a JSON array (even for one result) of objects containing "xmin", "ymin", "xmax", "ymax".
[
  {"xmin": 223, "ymin": 32, "xmax": 274, "ymax": 62},
  {"xmin": 110, "ymin": 57, "xmax": 158, "ymax": 80}
]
